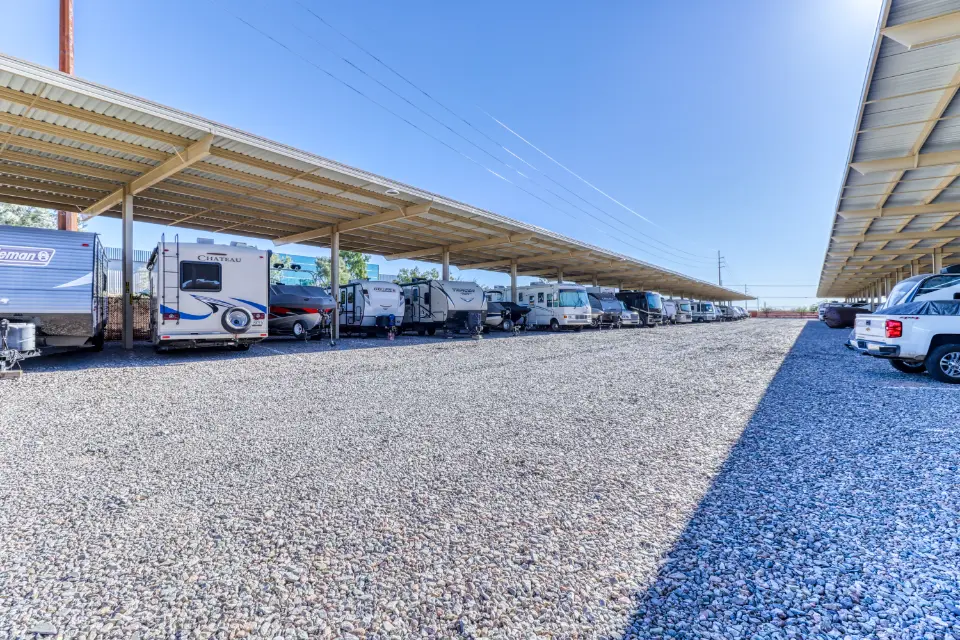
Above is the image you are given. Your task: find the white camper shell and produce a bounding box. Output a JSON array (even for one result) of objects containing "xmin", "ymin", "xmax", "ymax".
[
  {"xmin": 401, "ymin": 279, "xmax": 487, "ymax": 336},
  {"xmin": 516, "ymin": 282, "xmax": 591, "ymax": 330},
  {"xmin": 148, "ymin": 238, "xmax": 269, "ymax": 351},
  {"xmin": 339, "ymin": 280, "xmax": 405, "ymax": 335}
]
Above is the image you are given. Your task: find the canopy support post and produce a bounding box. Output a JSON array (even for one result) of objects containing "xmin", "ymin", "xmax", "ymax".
[
  {"xmin": 331, "ymin": 227, "xmax": 340, "ymax": 344},
  {"xmin": 122, "ymin": 185, "xmax": 134, "ymax": 350},
  {"xmin": 510, "ymin": 260, "xmax": 518, "ymax": 304},
  {"xmin": 441, "ymin": 247, "xmax": 450, "ymax": 280}
]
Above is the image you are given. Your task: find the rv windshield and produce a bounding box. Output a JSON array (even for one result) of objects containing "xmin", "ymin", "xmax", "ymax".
[
  {"xmin": 679, "ymin": 302, "xmax": 691, "ymax": 312},
  {"xmin": 558, "ymin": 289, "xmax": 589, "ymax": 308},
  {"xmin": 599, "ymin": 299, "xmax": 621, "ymax": 312},
  {"xmin": 645, "ymin": 292, "xmax": 663, "ymax": 310},
  {"xmin": 703, "ymin": 303, "xmax": 714, "ymax": 312}
]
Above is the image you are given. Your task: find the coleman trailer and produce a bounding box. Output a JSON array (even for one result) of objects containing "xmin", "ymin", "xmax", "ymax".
[
  {"xmin": 515, "ymin": 282, "xmax": 591, "ymax": 331},
  {"xmin": 401, "ymin": 279, "xmax": 487, "ymax": 336},
  {"xmin": 147, "ymin": 237, "xmax": 269, "ymax": 351},
  {"xmin": 338, "ymin": 279, "xmax": 405, "ymax": 336},
  {"xmin": 0, "ymin": 225, "xmax": 108, "ymax": 374}
]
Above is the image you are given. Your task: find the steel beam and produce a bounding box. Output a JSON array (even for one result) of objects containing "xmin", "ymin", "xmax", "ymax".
[
  {"xmin": 510, "ymin": 260, "xmax": 517, "ymax": 303},
  {"xmin": 331, "ymin": 228, "xmax": 340, "ymax": 342},
  {"xmin": 383, "ymin": 233, "xmax": 535, "ymax": 261},
  {"xmin": 122, "ymin": 185, "xmax": 134, "ymax": 350},
  {"xmin": 441, "ymin": 247, "xmax": 450, "ymax": 281},
  {"xmin": 273, "ymin": 202, "xmax": 433, "ymax": 246}
]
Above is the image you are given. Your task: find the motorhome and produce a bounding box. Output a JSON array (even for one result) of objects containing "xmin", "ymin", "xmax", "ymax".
[
  {"xmin": 401, "ymin": 279, "xmax": 487, "ymax": 336},
  {"xmin": 0, "ymin": 225, "xmax": 108, "ymax": 373},
  {"xmin": 339, "ymin": 280, "xmax": 405, "ymax": 336},
  {"xmin": 692, "ymin": 301, "xmax": 717, "ymax": 322},
  {"xmin": 585, "ymin": 287, "xmax": 624, "ymax": 328},
  {"xmin": 615, "ymin": 290, "xmax": 663, "ymax": 327},
  {"xmin": 516, "ymin": 282, "xmax": 591, "ymax": 331},
  {"xmin": 670, "ymin": 299, "xmax": 694, "ymax": 324},
  {"xmin": 148, "ymin": 237, "xmax": 269, "ymax": 351}
]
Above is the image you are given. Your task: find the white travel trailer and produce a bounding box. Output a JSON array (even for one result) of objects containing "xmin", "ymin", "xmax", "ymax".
[
  {"xmin": 339, "ymin": 279, "xmax": 405, "ymax": 335},
  {"xmin": 148, "ymin": 238, "xmax": 269, "ymax": 351},
  {"xmin": 516, "ymin": 282, "xmax": 591, "ymax": 331},
  {"xmin": 401, "ymin": 279, "xmax": 487, "ymax": 336}
]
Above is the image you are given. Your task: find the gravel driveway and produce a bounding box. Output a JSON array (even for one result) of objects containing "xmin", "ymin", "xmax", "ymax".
[{"xmin": 1, "ymin": 320, "xmax": 953, "ymax": 639}]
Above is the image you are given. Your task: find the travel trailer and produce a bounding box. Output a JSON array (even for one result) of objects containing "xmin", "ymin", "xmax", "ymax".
[
  {"xmin": 148, "ymin": 237, "xmax": 269, "ymax": 351},
  {"xmin": 0, "ymin": 225, "xmax": 108, "ymax": 374},
  {"xmin": 692, "ymin": 301, "xmax": 717, "ymax": 322},
  {"xmin": 615, "ymin": 290, "xmax": 663, "ymax": 327},
  {"xmin": 401, "ymin": 279, "xmax": 487, "ymax": 336},
  {"xmin": 516, "ymin": 282, "xmax": 591, "ymax": 331},
  {"xmin": 339, "ymin": 280, "xmax": 404, "ymax": 336}
]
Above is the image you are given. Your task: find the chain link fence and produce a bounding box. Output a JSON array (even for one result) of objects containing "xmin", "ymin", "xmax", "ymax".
[{"xmin": 105, "ymin": 296, "xmax": 151, "ymax": 341}]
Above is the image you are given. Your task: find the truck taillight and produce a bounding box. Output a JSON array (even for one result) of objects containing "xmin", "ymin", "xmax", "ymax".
[
  {"xmin": 163, "ymin": 312, "xmax": 180, "ymax": 321},
  {"xmin": 885, "ymin": 319, "xmax": 903, "ymax": 338},
  {"xmin": 252, "ymin": 313, "xmax": 265, "ymax": 320}
]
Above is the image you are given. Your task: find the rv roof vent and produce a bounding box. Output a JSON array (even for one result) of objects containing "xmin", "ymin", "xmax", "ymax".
[
  {"xmin": 230, "ymin": 241, "xmax": 250, "ymax": 247},
  {"xmin": 197, "ymin": 237, "xmax": 214, "ymax": 244}
]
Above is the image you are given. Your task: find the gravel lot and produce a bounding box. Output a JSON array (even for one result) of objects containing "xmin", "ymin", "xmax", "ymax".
[{"xmin": 0, "ymin": 320, "xmax": 955, "ymax": 639}]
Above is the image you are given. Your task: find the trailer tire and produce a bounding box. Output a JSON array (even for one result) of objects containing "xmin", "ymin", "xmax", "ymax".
[
  {"xmin": 502, "ymin": 318, "xmax": 514, "ymax": 332},
  {"xmin": 426, "ymin": 327, "xmax": 436, "ymax": 336},
  {"xmin": 926, "ymin": 343, "xmax": 960, "ymax": 383},
  {"xmin": 890, "ymin": 359, "xmax": 925, "ymax": 375},
  {"xmin": 417, "ymin": 328, "xmax": 426, "ymax": 336},
  {"xmin": 221, "ymin": 307, "xmax": 252, "ymax": 334},
  {"xmin": 292, "ymin": 320, "xmax": 307, "ymax": 339},
  {"xmin": 549, "ymin": 319, "xmax": 560, "ymax": 332}
]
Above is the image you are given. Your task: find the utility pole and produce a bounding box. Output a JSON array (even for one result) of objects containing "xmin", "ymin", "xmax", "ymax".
[
  {"xmin": 717, "ymin": 250, "xmax": 724, "ymax": 287},
  {"xmin": 57, "ymin": 0, "xmax": 78, "ymax": 231}
]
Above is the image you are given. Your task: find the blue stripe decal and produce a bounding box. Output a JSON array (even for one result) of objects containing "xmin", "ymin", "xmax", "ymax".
[
  {"xmin": 160, "ymin": 304, "xmax": 211, "ymax": 320},
  {"xmin": 232, "ymin": 297, "xmax": 267, "ymax": 313}
]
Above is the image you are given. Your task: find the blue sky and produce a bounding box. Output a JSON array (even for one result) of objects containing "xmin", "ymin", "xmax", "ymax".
[{"xmin": 0, "ymin": 0, "xmax": 883, "ymax": 305}]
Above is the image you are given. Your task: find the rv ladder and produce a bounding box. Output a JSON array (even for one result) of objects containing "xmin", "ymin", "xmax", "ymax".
[{"xmin": 159, "ymin": 233, "xmax": 180, "ymax": 325}]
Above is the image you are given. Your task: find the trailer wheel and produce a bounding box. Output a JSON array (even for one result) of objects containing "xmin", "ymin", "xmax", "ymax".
[
  {"xmin": 890, "ymin": 359, "xmax": 925, "ymax": 375},
  {"xmin": 926, "ymin": 343, "xmax": 960, "ymax": 383},
  {"xmin": 292, "ymin": 320, "xmax": 307, "ymax": 339},
  {"xmin": 426, "ymin": 327, "xmax": 437, "ymax": 336},
  {"xmin": 417, "ymin": 328, "xmax": 426, "ymax": 336},
  {"xmin": 221, "ymin": 307, "xmax": 252, "ymax": 334},
  {"xmin": 90, "ymin": 330, "xmax": 105, "ymax": 352},
  {"xmin": 549, "ymin": 319, "xmax": 560, "ymax": 332},
  {"xmin": 502, "ymin": 318, "xmax": 514, "ymax": 332}
]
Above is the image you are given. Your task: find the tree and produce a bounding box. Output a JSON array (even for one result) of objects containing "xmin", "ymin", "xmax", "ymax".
[
  {"xmin": 341, "ymin": 251, "xmax": 369, "ymax": 281},
  {"xmin": 395, "ymin": 266, "xmax": 440, "ymax": 283},
  {"xmin": 0, "ymin": 204, "xmax": 57, "ymax": 229}
]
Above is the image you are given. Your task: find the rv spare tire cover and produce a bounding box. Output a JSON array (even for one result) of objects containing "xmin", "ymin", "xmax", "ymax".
[{"xmin": 221, "ymin": 307, "xmax": 252, "ymax": 334}]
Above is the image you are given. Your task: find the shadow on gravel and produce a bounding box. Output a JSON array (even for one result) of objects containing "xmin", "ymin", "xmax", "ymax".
[
  {"xmin": 616, "ymin": 321, "xmax": 960, "ymax": 639},
  {"xmin": 18, "ymin": 328, "xmax": 564, "ymax": 372}
]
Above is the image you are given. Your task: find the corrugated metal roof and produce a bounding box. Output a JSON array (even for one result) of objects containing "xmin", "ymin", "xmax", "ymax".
[
  {"xmin": 819, "ymin": 0, "xmax": 960, "ymax": 297},
  {"xmin": 0, "ymin": 53, "xmax": 748, "ymax": 301}
]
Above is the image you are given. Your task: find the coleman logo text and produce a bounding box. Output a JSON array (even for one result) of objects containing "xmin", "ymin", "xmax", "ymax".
[{"xmin": 0, "ymin": 245, "xmax": 56, "ymax": 267}]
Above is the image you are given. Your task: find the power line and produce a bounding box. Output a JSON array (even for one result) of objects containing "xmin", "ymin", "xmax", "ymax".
[
  {"xmin": 211, "ymin": 1, "xmax": 714, "ymax": 271},
  {"xmin": 288, "ymin": 1, "xmax": 718, "ymax": 265}
]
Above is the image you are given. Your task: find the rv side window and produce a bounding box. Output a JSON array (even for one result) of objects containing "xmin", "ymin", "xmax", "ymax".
[
  {"xmin": 538, "ymin": 292, "xmax": 544, "ymax": 304},
  {"xmin": 340, "ymin": 290, "xmax": 346, "ymax": 304},
  {"xmin": 546, "ymin": 293, "xmax": 555, "ymax": 307},
  {"xmin": 424, "ymin": 291, "xmax": 431, "ymax": 305},
  {"xmin": 347, "ymin": 289, "xmax": 355, "ymax": 304},
  {"xmin": 180, "ymin": 262, "xmax": 222, "ymax": 291}
]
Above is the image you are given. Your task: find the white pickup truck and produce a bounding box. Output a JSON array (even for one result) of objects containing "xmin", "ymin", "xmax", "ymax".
[{"xmin": 851, "ymin": 269, "xmax": 960, "ymax": 383}]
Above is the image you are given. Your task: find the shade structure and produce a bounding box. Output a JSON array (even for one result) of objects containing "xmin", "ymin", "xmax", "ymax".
[
  {"xmin": 819, "ymin": 0, "xmax": 960, "ymax": 298},
  {"xmin": 0, "ymin": 53, "xmax": 748, "ymax": 301}
]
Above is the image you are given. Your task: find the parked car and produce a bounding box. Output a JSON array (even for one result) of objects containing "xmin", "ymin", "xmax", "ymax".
[{"xmin": 851, "ymin": 300, "xmax": 960, "ymax": 383}]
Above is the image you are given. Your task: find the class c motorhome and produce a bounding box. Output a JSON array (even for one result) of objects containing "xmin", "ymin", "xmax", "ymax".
[
  {"xmin": 516, "ymin": 282, "xmax": 591, "ymax": 331},
  {"xmin": 148, "ymin": 237, "xmax": 269, "ymax": 352},
  {"xmin": 401, "ymin": 279, "xmax": 487, "ymax": 336},
  {"xmin": 692, "ymin": 301, "xmax": 717, "ymax": 322},
  {"xmin": 0, "ymin": 225, "xmax": 108, "ymax": 373},
  {"xmin": 338, "ymin": 280, "xmax": 405, "ymax": 335}
]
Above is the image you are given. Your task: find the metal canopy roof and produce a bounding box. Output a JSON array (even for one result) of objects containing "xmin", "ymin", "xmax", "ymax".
[
  {"xmin": 0, "ymin": 53, "xmax": 748, "ymax": 301},
  {"xmin": 819, "ymin": 0, "xmax": 960, "ymax": 298}
]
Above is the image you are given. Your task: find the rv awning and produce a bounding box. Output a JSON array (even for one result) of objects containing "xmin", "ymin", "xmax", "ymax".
[
  {"xmin": 0, "ymin": 53, "xmax": 748, "ymax": 301},
  {"xmin": 819, "ymin": 0, "xmax": 960, "ymax": 298}
]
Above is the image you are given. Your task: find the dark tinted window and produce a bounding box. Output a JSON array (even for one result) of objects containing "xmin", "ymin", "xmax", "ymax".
[
  {"xmin": 915, "ymin": 275, "xmax": 960, "ymax": 299},
  {"xmin": 180, "ymin": 262, "xmax": 221, "ymax": 291}
]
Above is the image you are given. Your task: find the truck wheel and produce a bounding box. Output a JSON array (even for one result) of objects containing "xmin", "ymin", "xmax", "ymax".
[
  {"xmin": 926, "ymin": 344, "xmax": 960, "ymax": 383},
  {"xmin": 890, "ymin": 359, "xmax": 925, "ymax": 375},
  {"xmin": 549, "ymin": 319, "xmax": 560, "ymax": 332}
]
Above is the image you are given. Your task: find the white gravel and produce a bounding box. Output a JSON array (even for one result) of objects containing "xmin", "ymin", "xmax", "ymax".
[{"xmin": 2, "ymin": 320, "xmax": 950, "ymax": 639}]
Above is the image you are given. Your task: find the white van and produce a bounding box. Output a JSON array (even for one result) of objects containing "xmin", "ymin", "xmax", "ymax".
[
  {"xmin": 516, "ymin": 282, "xmax": 591, "ymax": 331},
  {"xmin": 692, "ymin": 301, "xmax": 717, "ymax": 323},
  {"xmin": 148, "ymin": 238, "xmax": 269, "ymax": 351},
  {"xmin": 339, "ymin": 280, "xmax": 404, "ymax": 335}
]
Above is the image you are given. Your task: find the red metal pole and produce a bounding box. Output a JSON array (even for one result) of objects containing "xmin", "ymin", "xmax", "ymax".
[{"xmin": 57, "ymin": 0, "xmax": 78, "ymax": 231}]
